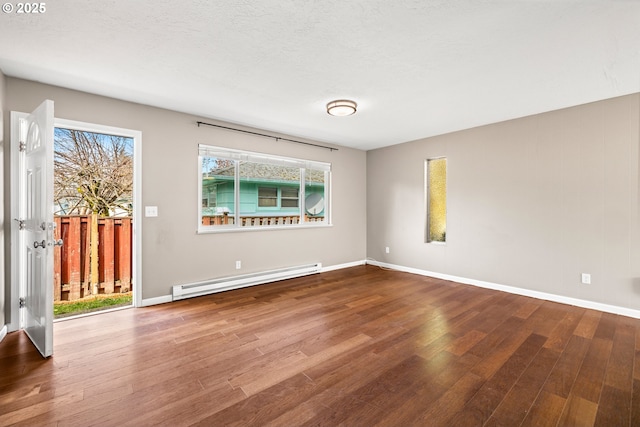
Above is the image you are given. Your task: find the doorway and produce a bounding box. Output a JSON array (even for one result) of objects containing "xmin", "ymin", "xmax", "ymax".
[
  {"xmin": 51, "ymin": 118, "xmax": 142, "ymax": 317},
  {"xmin": 10, "ymin": 108, "xmax": 142, "ymax": 356},
  {"xmin": 53, "ymin": 126, "xmax": 134, "ymax": 319}
]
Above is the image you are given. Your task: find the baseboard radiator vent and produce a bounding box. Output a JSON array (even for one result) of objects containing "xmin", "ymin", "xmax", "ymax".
[{"xmin": 172, "ymin": 263, "xmax": 322, "ymax": 301}]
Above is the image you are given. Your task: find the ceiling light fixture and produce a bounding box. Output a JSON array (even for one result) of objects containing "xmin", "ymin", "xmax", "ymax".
[{"xmin": 326, "ymin": 99, "xmax": 357, "ymax": 116}]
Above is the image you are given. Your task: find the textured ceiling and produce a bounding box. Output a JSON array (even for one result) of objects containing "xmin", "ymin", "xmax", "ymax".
[{"xmin": 1, "ymin": 1, "xmax": 639, "ymax": 150}]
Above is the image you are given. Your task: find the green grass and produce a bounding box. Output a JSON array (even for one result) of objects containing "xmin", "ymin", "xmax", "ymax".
[{"xmin": 54, "ymin": 294, "xmax": 132, "ymax": 318}]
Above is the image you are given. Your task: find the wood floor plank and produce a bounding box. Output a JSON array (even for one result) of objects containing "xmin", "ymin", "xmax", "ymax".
[
  {"xmin": 414, "ymin": 371, "xmax": 486, "ymax": 426},
  {"xmin": 574, "ymin": 310, "xmax": 603, "ymax": 339},
  {"xmin": 238, "ymin": 333, "xmax": 373, "ymax": 396},
  {"xmin": 631, "ymin": 379, "xmax": 640, "ymax": 426},
  {"xmin": 520, "ymin": 391, "xmax": 566, "ymax": 427},
  {"xmin": 570, "ymin": 337, "xmax": 613, "ymax": 403},
  {"xmin": 540, "ymin": 334, "xmax": 590, "ymax": 398},
  {"xmin": 431, "ymin": 351, "xmax": 482, "ymax": 390},
  {"xmin": 0, "ymin": 265, "xmax": 638, "ymax": 426},
  {"xmin": 604, "ymin": 315, "xmax": 635, "ymax": 390},
  {"xmin": 304, "ymin": 355, "xmax": 431, "ymax": 427},
  {"xmin": 445, "ymin": 329, "xmax": 487, "ymax": 356},
  {"xmin": 466, "ymin": 316, "xmax": 527, "ymax": 360},
  {"xmin": 543, "ymin": 305, "xmax": 584, "ymax": 351},
  {"xmin": 512, "ymin": 298, "xmax": 544, "ymax": 320},
  {"xmin": 484, "ymin": 347, "xmax": 561, "ymax": 426},
  {"xmin": 469, "ymin": 323, "xmax": 536, "ymax": 380},
  {"xmin": 448, "ymin": 333, "xmax": 547, "ymax": 426},
  {"xmin": 558, "ymin": 394, "xmax": 598, "ymax": 427},
  {"xmin": 524, "ymin": 301, "xmax": 572, "ymax": 337},
  {"xmin": 593, "ymin": 385, "xmax": 630, "ymax": 427},
  {"xmin": 189, "ymin": 373, "xmax": 316, "ymax": 427}
]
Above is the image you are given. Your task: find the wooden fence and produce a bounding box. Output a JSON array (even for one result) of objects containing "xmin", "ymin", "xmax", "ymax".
[{"xmin": 53, "ymin": 215, "xmax": 132, "ymax": 301}]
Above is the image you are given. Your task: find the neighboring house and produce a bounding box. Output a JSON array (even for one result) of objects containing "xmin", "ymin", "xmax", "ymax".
[{"xmin": 201, "ymin": 162, "xmax": 326, "ymax": 221}]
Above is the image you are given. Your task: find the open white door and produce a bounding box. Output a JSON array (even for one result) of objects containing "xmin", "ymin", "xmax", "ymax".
[{"xmin": 19, "ymin": 100, "xmax": 55, "ymax": 358}]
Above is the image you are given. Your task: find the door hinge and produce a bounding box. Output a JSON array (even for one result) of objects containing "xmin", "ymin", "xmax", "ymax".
[
  {"xmin": 19, "ymin": 141, "xmax": 26, "ymax": 152},
  {"xmin": 19, "ymin": 297, "xmax": 25, "ymax": 308}
]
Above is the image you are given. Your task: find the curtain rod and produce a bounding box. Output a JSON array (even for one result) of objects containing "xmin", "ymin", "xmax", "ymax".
[{"xmin": 196, "ymin": 121, "xmax": 338, "ymax": 152}]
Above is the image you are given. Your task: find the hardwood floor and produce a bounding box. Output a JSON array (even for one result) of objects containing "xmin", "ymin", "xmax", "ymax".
[{"xmin": 1, "ymin": 265, "xmax": 639, "ymax": 426}]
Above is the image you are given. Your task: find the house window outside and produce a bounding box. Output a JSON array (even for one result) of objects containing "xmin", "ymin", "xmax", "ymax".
[
  {"xmin": 258, "ymin": 187, "xmax": 278, "ymax": 207},
  {"xmin": 281, "ymin": 187, "xmax": 299, "ymax": 208},
  {"xmin": 199, "ymin": 145, "xmax": 331, "ymax": 231},
  {"xmin": 426, "ymin": 157, "xmax": 447, "ymax": 243},
  {"xmin": 202, "ymin": 187, "xmax": 217, "ymax": 208}
]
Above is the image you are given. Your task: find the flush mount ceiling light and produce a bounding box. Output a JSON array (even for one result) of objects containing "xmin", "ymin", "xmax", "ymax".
[{"xmin": 326, "ymin": 99, "xmax": 357, "ymax": 116}]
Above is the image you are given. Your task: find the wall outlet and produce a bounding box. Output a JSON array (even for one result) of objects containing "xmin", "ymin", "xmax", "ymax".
[
  {"xmin": 581, "ymin": 273, "xmax": 591, "ymax": 284},
  {"xmin": 235, "ymin": 260, "xmax": 242, "ymax": 269},
  {"xmin": 385, "ymin": 247, "xmax": 390, "ymax": 254}
]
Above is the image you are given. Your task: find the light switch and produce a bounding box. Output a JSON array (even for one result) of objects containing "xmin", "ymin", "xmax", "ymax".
[{"xmin": 145, "ymin": 206, "xmax": 158, "ymax": 217}]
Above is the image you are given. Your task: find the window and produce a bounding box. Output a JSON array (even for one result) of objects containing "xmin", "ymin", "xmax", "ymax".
[
  {"xmin": 426, "ymin": 157, "xmax": 447, "ymax": 243},
  {"xmin": 258, "ymin": 187, "xmax": 278, "ymax": 207},
  {"xmin": 199, "ymin": 145, "xmax": 331, "ymax": 231},
  {"xmin": 202, "ymin": 191, "xmax": 216, "ymax": 208},
  {"xmin": 281, "ymin": 187, "xmax": 299, "ymax": 208}
]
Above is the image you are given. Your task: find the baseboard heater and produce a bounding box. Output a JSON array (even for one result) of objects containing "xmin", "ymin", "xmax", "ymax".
[{"xmin": 172, "ymin": 263, "xmax": 322, "ymax": 301}]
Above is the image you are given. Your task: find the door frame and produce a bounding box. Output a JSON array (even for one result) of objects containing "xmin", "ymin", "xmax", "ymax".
[{"xmin": 9, "ymin": 115, "xmax": 142, "ymax": 331}]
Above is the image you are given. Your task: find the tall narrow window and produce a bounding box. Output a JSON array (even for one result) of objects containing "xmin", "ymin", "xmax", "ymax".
[{"xmin": 426, "ymin": 158, "xmax": 447, "ymax": 243}]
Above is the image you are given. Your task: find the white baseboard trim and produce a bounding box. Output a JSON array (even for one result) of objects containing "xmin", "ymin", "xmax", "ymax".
[
  {"xmin": 321, "ymin": 260, "xmax": 366, "ymax": 273},
  {"xmin": 0, "ymin": 325, "xmax": 7, "ymax": 343},
  {"xmin": 141, "ymin": 295, "xmax": 173, "ymax": 307},
  {"xmin": 141, "ymin": 261, "xmax": 367, "ymax": 307},
  {"xmin": 366, "ymin": 260, "xmax": 640, "ymax": 319}
]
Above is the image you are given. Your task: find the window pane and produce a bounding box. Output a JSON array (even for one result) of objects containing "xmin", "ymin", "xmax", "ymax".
[
  {"xmin": 426, "ymin": 158, "xmax": 446, "ymax": 243},
  {"xmin": 198, "ymin": 144, "xmax": 331, "ymax": 231},
  {"xmin": 258, "ymin": 187, "xmax": 278, "ymax": 207},
  {"xmin": 281, "ymin": 187, "xmax": 299, "ymax": 208},
  {"xmin": 304, "ymin": 168, "xmax": 326, "ymax": 223},
  {"xmin": 281, "ymin": 187, "xmax": 298, "ymax": 198},
  {"xmin": 201, "ymin": 157, "xmax": 235, "ymax": 226},
  {"xmin": 240, "ymin": 162, "xmax": 300, "ymax": 226}
]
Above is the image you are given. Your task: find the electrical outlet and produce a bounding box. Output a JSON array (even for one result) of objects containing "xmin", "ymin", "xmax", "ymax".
[
  {"xmin": 236, "ymin": 260, "xmax": 241, "ymax": 270},
  {"xmin": 581, "ymin": 273, "xmax": 591, "ymax": 284},
  {"xmin": 385, "ymin": 247, "xmax": 390, "ymax": 254}
]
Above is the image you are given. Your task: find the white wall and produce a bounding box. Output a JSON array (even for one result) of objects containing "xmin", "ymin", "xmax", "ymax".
[
  {"xmin": 367, "ymin": 93, "xmax": 640, "ymax": 312},
  {"xmin": 4, "ymin": 77, "xmax": 367, "ymax": 303}
]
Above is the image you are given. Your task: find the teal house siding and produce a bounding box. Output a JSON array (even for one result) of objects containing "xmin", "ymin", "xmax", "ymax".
[
  {"xmin": 202, "ymin": 179, "xmax": 325, "ymax": 217},
  {"xmin": 201, "ymin": 161, "xmax": 327, "ymax": 224}
]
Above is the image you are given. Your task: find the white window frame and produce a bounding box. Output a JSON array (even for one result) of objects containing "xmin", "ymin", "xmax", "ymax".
[{"xmin": 198, "ymin": 144, "xmax": 331, "ymax": 233}]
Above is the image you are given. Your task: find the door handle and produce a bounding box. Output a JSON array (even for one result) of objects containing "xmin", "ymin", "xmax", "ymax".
[{"xmin": 33, "ymin": 240, "xmax": 46, "ymax": 249}]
